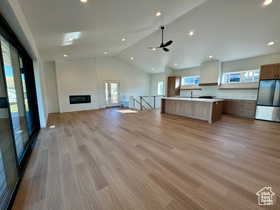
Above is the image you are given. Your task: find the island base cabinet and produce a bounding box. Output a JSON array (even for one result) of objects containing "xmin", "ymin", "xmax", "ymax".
[{"xmin": 161, "ymin": 99, "xmax": 223, "ymax": 124}]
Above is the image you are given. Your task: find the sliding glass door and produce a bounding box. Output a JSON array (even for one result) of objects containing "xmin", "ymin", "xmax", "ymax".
[
  {"xmin": 0, "ymin": 46, "xmax": 19, "ymax": 210},
  {"xmin": 0, "ymin": 13, "xmax": 40, "ymax": 209},
  {"xmin": 0, "ymin": 37, "xmax": 29, "ymax": 161}
]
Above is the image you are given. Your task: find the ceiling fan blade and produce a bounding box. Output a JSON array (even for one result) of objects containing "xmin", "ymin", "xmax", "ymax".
[
  {"xmin": 148, "ymin": 25, "xmax": 172, "ymax": 52},
  {"xmin": 162, "ymin": 40, "xmax": 173, "ymax": 47}
]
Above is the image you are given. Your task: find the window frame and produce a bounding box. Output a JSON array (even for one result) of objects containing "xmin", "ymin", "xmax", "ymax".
[
  {"xmin": 181, "ymin": 75, "xmax": 200, "ymax": 86},
  {"xmin": 222, "ymin": 70, "xmax": 260, "ymax": 84}
]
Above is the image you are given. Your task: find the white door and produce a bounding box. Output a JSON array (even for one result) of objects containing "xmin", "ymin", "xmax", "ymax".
[{"xmin": 105, "ymin": 81, "xmax": 120, "ymax": 107}]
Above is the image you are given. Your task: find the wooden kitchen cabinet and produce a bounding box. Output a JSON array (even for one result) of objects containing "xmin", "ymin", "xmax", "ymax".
[
  {"xmin": 260, "ymin": 63, "xmax": 280, "ymax": 80},
  {"xmin": 223, "ymin": 99, "xmax": 256, "ymax": 119},
  {"xmin": 167, "ymin": 76, "xmax": 181, "ymax": 97}
]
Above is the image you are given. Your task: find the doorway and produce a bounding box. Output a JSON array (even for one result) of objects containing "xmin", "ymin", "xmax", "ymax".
[{"xmin": 105, "ymin": 81, "xmax": 120, "ymax": 107}]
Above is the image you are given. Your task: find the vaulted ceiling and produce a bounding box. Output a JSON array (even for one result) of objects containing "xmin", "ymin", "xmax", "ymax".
[
  {"xmin": 18, "ymin": 0, "xmax": 206, "ymax": 60},
  {"xmin": 18, "ymin": 0, "xmax": 280, "ymax": 73}
]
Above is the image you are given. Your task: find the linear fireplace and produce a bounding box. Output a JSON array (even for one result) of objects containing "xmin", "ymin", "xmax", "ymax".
[{"xmin": 69, "ymin": 95, "xmax": 91, "ymax": 104}]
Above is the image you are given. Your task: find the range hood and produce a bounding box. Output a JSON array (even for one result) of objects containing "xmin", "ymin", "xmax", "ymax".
[{"xmin": 199, "ymin": 60, "xmax": 221, "ymax": 86}]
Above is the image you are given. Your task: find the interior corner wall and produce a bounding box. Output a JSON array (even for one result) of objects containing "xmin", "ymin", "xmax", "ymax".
[
  {"xmin": 43, "ymin": 61, "xmax": 59, "ymax": 114},
  {"xmin": 150, "ymin": 67, "xmax": 174, "ymax": 96},
  {"xmin": 150, "ymin": 73, "xmax": 167, "ymax": 96},
  {"xmin": 55, "ymin": 56, "xmax": 150, "ymax": 113}
]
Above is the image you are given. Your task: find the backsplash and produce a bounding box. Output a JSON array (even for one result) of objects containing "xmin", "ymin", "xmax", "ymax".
[{"xmin": 180, "ymin": 86, "xmax": 258, "ymax": 100}]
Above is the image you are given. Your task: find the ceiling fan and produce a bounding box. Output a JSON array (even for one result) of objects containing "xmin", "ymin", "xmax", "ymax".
[{"xmin": 149, "ymin": 26, "xmax": 173, "ymax": 52}]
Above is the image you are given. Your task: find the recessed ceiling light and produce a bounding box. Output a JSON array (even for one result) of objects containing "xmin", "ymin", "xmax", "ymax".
[
  {"xmin": 80, "ymin": 0, "xmax": 87, "ymax": 3},
  {"xmin": 267, "ymin": 41, "xmax": 275, "ymax": 46},
  {"xmin": 209, "ymin": 55, "xmax": 213, "ymax": 59},
  {"xmin": 263, "ymin": 0, "xmax": 272, "ymax": 6},
  {"xmin": 64, "ymin": 54, "xmax": 68, "ymax": 57},
  {"xmin": 130, "ymin": 57, "xmax": 134, "ymax": 60},
  {"xmin": 104, "ymin": 51, "xmax": 108, "ymax": 55},
  {"xmin": 188, "ymin": 30, "xmax": 195, "ymax": 36},
  {"xmin": 156, "ymin": 11, "xmax": 162, "ymax": 17},
  {"xmin": 121, "ymin": 37, "xmax": 127, "ymax": 42},
  {"xmin": 152, "ymin": 47, "xmax": 157, "ymax": 51},
  {"xmin": 174, "ymin": 63, "xmax": 178, "ymax": 66}
]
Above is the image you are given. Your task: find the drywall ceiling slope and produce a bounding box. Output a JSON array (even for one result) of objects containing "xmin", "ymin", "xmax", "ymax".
[
  {"xmin": 17, "ymin": 0, "xmax": 206, "ymax": 61},
  {"xmin": 118, "ymin": 0, "xmax": 280, "ymax": 73}
]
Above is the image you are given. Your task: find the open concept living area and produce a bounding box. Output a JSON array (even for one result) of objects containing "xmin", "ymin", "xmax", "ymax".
[{"xmin": 0, "ymin": 0, "xmax": 280, "ymax": 209}]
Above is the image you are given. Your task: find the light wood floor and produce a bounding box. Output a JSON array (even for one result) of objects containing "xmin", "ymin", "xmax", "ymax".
[{"xmin": 12, "ymin": 108, "xmax": 280, "ymax": 210}]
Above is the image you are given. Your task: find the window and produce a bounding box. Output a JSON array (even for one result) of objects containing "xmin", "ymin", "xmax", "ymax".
[
  {"xmin": 222, "ymin": 70, "xmax": 260, "ymax": 84},
  {"xmin": 157, "ymin": 80, "xmax": 164, "ymax": 95},
  {"xmin": 182, "ymin": 76, "xmax": 200, "ymax": 86}
]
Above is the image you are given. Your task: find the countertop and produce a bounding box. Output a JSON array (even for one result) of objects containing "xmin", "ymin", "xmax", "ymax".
[{"xmin": 162, "ymin": 97, "xmax": 224, "ymax": 103}]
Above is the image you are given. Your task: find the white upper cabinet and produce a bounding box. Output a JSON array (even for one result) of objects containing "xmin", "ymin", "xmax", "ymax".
[{"xmin": 199, "ymin": 61, "xmax": 221, "ymax": 85}]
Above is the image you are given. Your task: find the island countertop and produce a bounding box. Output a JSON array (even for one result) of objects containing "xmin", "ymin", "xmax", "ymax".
[
  {"xmin": 162, "ymin": 97, "xmax": 224, "ymax": 103},
  {"xmin": 161, "ymin": 97, "xmax": 224, "ymax": 123}
]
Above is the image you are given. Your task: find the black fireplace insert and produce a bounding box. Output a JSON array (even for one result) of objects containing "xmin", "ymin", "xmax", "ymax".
[{"xmin": 69, "ymin": 95, "xmax": 91, "ymax": 104}]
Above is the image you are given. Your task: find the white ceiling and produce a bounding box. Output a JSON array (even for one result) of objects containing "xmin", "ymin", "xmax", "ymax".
[
  {"xmin": 18, "ymin": 0, "xmax": 280, "ymax": 73},
  {"xmin": 119, "ymin": 0, "xmax": 280, "ymax": 72},
  {"xmin": 18, "ymin": 0, "xmax": 206, "ymax": 60}
]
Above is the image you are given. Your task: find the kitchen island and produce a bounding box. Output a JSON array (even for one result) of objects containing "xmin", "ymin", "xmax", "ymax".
[{"xmin": 161, "ymin": 97, "xmax": 224, "ymax": 124}]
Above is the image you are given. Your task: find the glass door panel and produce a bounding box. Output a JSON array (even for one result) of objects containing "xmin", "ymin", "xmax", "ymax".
[
  {"xmin": 110, "ymin": 83, "xmax": 119, "ymax": 104},
  {"xmin": 19, "ymin": 57, "xmax": 32, "ymax": 135},
  {"xmin": 1, "ymin": 38, "xmax": 29, "ymax": 160},
  {"xmin": 0, "ymin": 51, "xmax": 19, "ymax": 210},
  {"xmin": 105, "ymin": 82, "xmax": 109, "ymax": 105},
  {"xmin": 104, "ymin": 81, "xmax": 120, "ymax": 107}
]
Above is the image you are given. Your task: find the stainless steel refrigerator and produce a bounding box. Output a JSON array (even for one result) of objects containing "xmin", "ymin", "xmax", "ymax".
[{"xmin": 255, "ymin": 80, "xmax": 280, "ymax": 122}]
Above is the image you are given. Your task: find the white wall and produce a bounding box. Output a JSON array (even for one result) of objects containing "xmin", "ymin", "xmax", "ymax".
[
  {"xmin": 223, "ymin": 53, "xmax": 280, "ymax": 73},
  {"xmin": 150, "ymin": 68, "xmax": 174, "ymax": 96},
  {"xmin": 96, "ymin": 57, "xmax": 150, "ymax": 108},
  {"xmin": 42, "ymin": 61, "xmax": 59, "ymax": 113},
  {"xmin": 149, "ymin": 68, "xmax": 174, "ymax": 108},
  {"xmin": 55, "ymin": 59, "xmax": 99, "ymax": 113},
  {"xmin": 150, "ymin": 73, "xmax": 167, "ymax": 96},
  {"xmin": 55, "ymin": 56, "xmax": 150, "ymax": 113}
]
